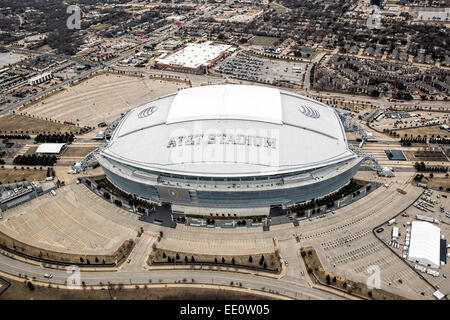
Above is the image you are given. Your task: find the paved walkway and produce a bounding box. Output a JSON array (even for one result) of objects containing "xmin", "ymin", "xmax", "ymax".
[{"xmin": 121, "ymin": 233, "xmax": 157, "ymax": 271}]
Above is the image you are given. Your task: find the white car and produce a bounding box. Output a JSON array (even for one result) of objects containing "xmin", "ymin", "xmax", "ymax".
[{"xmin": 44, "ymin": 273, "xmax": 53, "ymax": 279}]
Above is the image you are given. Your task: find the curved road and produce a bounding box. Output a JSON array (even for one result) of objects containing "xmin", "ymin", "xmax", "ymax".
[{"xmin": 0, "ymin": 253, "xmax": 341, "ymax": 300}]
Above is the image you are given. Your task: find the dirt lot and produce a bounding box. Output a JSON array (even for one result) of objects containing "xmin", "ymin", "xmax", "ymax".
[
  {"xmin": 21, "ymin": 73, "xmax": 185, "ymax": 127},
  {"xmin": 0, "ymin": 114, "xmax": 81, "ymax": 135},
  {"xmin": 23, "ymin": 146, "xmax": 38, "ymax": 156},
  {"xmin": 150, "ymin": 248, "xmax": 281, "ymax": 272},
  {"xmin": 0, "ymin": 168, "xmax": 47, "ymax": 183},
  {"xmin": 0, "ymin": 277, "xmax": 270, "ymax": 300},
  {"xmin": 403, "ymin": 150, "xmax": 448, "ymax": 162},
  {"xmin": 393, "ymin": 125, "xmax": 448, "ymax": 138},
  {"xmin": 419, "ymin": 175, "xmax": 450, "ymax": 190}
]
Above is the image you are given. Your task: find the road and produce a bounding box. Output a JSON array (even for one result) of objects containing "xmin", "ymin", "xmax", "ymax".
[
  {"xmin": 0, "ymin": 253, "xmax": 341, "ymax": 300},
  {"xmin": 303, "ymin": 51, "xmax": 329, "ymax": 91}
]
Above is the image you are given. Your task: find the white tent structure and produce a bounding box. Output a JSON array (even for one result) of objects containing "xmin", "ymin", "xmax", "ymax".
[
  {"xmin": 36, "ymin": 143, "xmax": 66, "ymax": 155},
  {"xmin": 408, "ymin": 221, "xmax": 441, "ymax": 269}
]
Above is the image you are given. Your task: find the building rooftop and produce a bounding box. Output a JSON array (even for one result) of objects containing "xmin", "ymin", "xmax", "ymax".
[
  {"xmin": 167, "ymin": 85, "xmax": 283, "ymax": 125},
  {"xmin": 102, "ymin": 85, "xmax": 356, "ymax": 178},
  {"xmin": 408, "ymin": 221, "xmax": 441, "ymax": 269},
  {"xmin": 36, "ymin": 143, "xmax": 66, "ymax": 154},
  {"xmin": 156, "ymin": 41, "xmax": 232, "ymax": 69}
]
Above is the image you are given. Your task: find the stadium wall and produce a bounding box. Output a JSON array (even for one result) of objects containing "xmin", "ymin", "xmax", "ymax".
[{"xmin": 101, "ymin": 159, "xmax": 362, "ymax": 210}]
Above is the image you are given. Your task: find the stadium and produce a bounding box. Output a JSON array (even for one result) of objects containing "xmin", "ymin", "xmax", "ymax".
[{"xmin": 96, "ymin": 85, "xmax": 363, "ymax": 215}]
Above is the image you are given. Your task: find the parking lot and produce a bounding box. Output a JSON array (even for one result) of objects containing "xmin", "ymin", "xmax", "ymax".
[
  {"xmin": 377, "ymin": 188, "xmax": 450, "ymax": 296},
  {"xmin": 215, "ymin": 51, "xmax": 305, "ymax": 87},
  {"xmin": 371, "ymin": 110, "xmax": 449, "ymax": 135},
  {"xmin": 22, "ymin": 73, "xmax": 184, "ymax": 127},
  {"xmin": 0, "ymin": 52, "xmax": 27, "ymax": 68}
]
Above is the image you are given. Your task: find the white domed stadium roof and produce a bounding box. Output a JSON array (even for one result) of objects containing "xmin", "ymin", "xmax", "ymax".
[{"xmin": 101, "ymin": 85, "xmax": 356, "ymax": 177}]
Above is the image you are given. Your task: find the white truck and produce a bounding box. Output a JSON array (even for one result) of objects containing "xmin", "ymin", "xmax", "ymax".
[{"xmin": 392, "ymin": 226, "xmax": 399, "ymax": 241}]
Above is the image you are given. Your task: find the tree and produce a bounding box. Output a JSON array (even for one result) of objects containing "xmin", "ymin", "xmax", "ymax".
[
  {"xmin": 231, "ymin": 257, "xmax": 235, "ymax": 264},
  {"xmin": 248, "ymin": 256, "xmax": 253, "ymax": 263},
  {"xmin": 259, "ymin": 255, "xmax": 265, "ymax": 266},
  {"xmin": 326, "ymin": 274, "xmax": 331, "ymax": 285},
  {"xmin": 27, "ymin": 281, "xmax": 35, "ymax": 291}
]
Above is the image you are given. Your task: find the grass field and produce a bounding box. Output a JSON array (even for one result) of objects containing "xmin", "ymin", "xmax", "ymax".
[
  {"xmin": 0, "ymin": 168, "xmax": 47, "ymax": 183},
  {"xmin": 420, "ymin": 175, "xmax": 450, "ymax": 190},
  {"xmin": 23, "ymin": 146, "xmax": 38, "ymax": 156},
  {"xmin": 61, "ymin": 146, "xmax": 97, "ymax": 158},
  {"xmin": 149, "ymin": 248, "xmax": 281, "ymax": 272},
  {"xmin": 393, "ymin": 125, "xmax": 448, "ymax": 138},
  {"xmin": 0, "ymin": 114, "xmax": 81, "ymax": 135},
  {"xmin": 248, "ymin": 36, "xmax": 280, "ymax": 46},
  {"xmin": 90, "ymin": 23, "xmax": 111, "ymax": 31}
]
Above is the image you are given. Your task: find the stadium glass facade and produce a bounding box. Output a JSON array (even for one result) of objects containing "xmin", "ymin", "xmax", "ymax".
[{"xmin": 100, "ymin": 157, "xmax": 362, "ymax": 208}]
